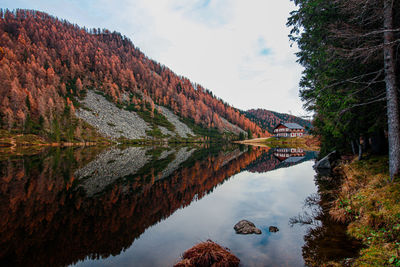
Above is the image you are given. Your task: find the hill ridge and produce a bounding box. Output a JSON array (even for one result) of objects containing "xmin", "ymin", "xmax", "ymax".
[
  {"xmin": 244, "ymin": 108, "xmax": 312, "ymax": 133},
  {"xmin": 0, "ymin": 9, "xmax": 268, "ymax": 142}
]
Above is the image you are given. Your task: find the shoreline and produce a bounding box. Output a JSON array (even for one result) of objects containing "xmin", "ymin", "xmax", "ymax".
[
  {"xmin": 233, "ymin": 137, "xmax": 272, "ymax": 147},
  {"xmin": 234, "ymin": 135, "xmax": 320, "ymax": 151},
  {"xmin": 323, "ymin": 154, "xmax": 399, "ymax": 266},
  {"xmin": 0, "ymin": 130, "xmax": 236, "ymax": 154}
]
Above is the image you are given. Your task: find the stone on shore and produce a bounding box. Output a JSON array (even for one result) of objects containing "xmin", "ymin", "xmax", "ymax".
[{"xmin": 314, "ymin": 150, "xmax": 337, "ymax": 170}]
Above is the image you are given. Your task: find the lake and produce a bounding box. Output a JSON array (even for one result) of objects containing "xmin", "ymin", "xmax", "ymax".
[{"xmin": 0, "ymin": 145, "xmax": 356, "ymax": 266}]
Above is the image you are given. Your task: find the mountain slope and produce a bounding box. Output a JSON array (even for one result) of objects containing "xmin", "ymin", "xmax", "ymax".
[
  {"xmin": 245, "ymin": 109, "xmax": 312, "ymax": 133},
  {"xmin": 0, "ymin": 9, "xmax": 268, "ymax": 142}
]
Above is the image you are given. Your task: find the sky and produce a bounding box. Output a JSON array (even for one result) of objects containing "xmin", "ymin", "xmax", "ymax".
[{"xmin": 2, "ymin": 0, "xmax": 308, "ymax": 116}]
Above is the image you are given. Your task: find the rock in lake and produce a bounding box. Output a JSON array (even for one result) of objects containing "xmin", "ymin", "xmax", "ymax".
[
  {"xmin": 269, "ymin": 226, "xmax": 279, "ymax": 233},
  {"xmin": 234, "ymin": 220, "xmax": 262, "ymax": 235},
  {"xmin": 314, "ymin": 150, "xmax": 337, "ymax": 171}
]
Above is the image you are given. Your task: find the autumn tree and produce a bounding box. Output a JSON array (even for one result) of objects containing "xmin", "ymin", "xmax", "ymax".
[{"xmin": 0, "ymin": 8, "xmax": 266, "ymax": 140}]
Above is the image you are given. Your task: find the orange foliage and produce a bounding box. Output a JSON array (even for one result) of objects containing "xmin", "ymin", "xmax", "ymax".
[
  {"xmin": 0, "ymin": 146, "xmax": 266, "ymax": 266},
  {"xmin": 0, "ymin": 9, "xmax": 266, "ymax": 136}
]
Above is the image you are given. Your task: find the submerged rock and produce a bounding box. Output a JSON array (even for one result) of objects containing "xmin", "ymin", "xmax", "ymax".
[
  {"xmin": 269, "ymin": 226, "xmax": 279, "ymax": 233},
  {"xmin": 174, "ymin": 240, "xmax": 239, "ymax": 267},
  {"xmin": 234, "ymin": 220, "xmax": 262, "ymax": 235}
]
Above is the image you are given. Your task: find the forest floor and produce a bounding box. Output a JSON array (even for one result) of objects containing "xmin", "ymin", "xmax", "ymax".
[{"xmin": 328, "ymin": 155, "xmax": 400, "ymax": 266}]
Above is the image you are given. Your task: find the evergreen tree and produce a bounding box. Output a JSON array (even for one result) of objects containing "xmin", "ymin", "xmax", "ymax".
[
  {"xmin": 288, "ymin": 0, "xmax": 400, "ymax": 180},
  {"xmin": 247, "ymin": 129, "xmax": 253, "ymax": 140}
]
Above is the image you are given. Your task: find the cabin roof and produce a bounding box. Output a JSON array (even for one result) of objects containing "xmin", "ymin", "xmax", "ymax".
[
  {"xmin": 274, "ymin": 123, "xmax": 304, "ymax": 130},
  {"xmin": 283, "ymin": 123, "xmax": 304, "ymax": 129}
]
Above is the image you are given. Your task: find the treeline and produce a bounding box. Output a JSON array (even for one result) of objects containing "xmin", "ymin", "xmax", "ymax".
[
  {"xmin": 0, "ymin": 9, "xmax": 266, "ymax": 139},
  {"xmin": 288, "ymin": 0, "xmax": 400, "ymax": 179},
  {"xmin": 245, "ymin": 108, "xmax": 312, "ymax": 133}
]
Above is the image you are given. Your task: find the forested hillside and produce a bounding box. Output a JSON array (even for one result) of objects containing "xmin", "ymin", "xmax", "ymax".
[
  {"xmin": 0, "ymin": 9, "xmax": 267, "ymax": 142},
  {"xmin": 245, "ymin": 109, "xmax": 311, "ymax": 133}
]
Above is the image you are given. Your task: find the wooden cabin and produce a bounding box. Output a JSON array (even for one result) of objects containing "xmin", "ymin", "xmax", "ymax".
[{"xmin": 273, "ymin": 123, "xmax": 305, "ymax": 137}]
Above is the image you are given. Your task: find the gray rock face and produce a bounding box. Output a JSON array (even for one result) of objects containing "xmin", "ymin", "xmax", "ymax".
[
  {"xmin": 156, "ymin": 105, "xmax": 195, "ymax": 138},
  {"xmin": 234, "ymin": 220, "xmax": 262, "ymax": 235},
  {"xmin": 314, "ymin": 150, "xmax": 337, "ymax": 170},
  {"xmin": 75, "ymin": 90, "xmax": 151, "ymax": 140},
  {"xmin": 220, "ymin": 117, "xmax": 246, "ymax": 135},
  {"xmin": 269, "ymin": 226, "xmax": 279, "ymax": 233},
  {"xmin": 158, "ymin": 126, "xmax": 175, "ymax": 137}
]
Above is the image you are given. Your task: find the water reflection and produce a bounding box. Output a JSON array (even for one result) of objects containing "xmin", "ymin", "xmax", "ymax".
[
  {"xmin": 246, "ymin": 148, "xmax": 317, "ymax": 173},
  {"xmin": 290, "ymin": 173, "xmax": 362, "ymax": 266},
  {"xmin": 0, "ymin": 145, "xmax": 320, "ymax": 266}
]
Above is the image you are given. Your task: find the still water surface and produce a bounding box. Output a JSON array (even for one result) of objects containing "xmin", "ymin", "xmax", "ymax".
[{"xmin": 0, "ymin": 145, "xmax": 330, "ymax": 266}]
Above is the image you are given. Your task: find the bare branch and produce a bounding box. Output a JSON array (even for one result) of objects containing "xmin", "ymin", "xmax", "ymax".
[
  {"xmin": 340, "ymin": 96, "xmax": 386, "ymax": 115},
  {"xmin": 333, "ymin": 28, "xmax": 400, "ymax": 39},
  {"xmin": 323, "ymin": 70, "xmax": 383, "ymax": 89}
]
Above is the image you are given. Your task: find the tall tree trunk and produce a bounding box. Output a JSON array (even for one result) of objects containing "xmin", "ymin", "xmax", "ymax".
[
  {"xmin": 383, "ymin": 0, "xmax": 400, "ymax": 181},
  {"xmin": 351, "ymin": 140, "xmax": 356, "ymax": 155},
  {"xmin": 357, "ymin": 139, "xmax": 363, "ymax": 161}
]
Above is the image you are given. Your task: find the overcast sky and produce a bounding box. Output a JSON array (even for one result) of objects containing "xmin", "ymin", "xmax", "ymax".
[{"xmin": 3, "ymin": 0, "xmax": 307, "ymax": 116}]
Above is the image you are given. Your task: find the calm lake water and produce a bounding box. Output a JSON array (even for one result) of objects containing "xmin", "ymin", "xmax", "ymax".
[{"xmin": 0, "ymin": 145, "xmax": 356, "ymax": 266}]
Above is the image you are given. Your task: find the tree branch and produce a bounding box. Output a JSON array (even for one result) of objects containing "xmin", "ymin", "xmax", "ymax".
[{"xmin": 340, "ymin": 96, "xmax": 386, "ymax": 115}]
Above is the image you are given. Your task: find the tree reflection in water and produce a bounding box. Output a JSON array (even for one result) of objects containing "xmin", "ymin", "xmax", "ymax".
[
  {"xmin": 0, "ymin": 145, "xmax": 265, "ymax": 267},
  {"xmin": 290, "ymin": 174, "xmax": 362, "ymax": 266},
  {"xmin": 1, "ymin": 145, "xmax": 339, "ymax": 267}
]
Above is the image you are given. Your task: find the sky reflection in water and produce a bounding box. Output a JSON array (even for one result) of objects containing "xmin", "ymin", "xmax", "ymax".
[{"xmin": 73, "ymin": 158, "xmax": 317, "ymax": 267}]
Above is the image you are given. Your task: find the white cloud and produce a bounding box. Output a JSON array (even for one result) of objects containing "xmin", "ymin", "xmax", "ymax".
[{"xmin": 3, "ymin": 0, "xmax": 307, "ymax": 115}]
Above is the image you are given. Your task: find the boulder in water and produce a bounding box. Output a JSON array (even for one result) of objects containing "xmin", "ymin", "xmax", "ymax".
[
  {"xmin": 269, "ymin": 226, "xmax": 279, "ymax": 233},
  {"xmin": 234, "ymin": 220, "xmax": 262, "ymax": 235}
]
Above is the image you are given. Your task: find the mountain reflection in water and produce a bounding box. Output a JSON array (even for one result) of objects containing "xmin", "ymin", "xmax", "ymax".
[{"xmin": 0, "ymin": 145, "xmax": 321, "ymax": 266}]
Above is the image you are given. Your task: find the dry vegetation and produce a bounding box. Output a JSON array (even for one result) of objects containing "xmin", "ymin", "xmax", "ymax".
[
  {"xmin": 174, "ymin": 240, "xmax": 239, "ymax": 267},
  {"xmin": 261, "ymin": 135, "xmax": 320, "ymax": 150},
  {"xmin": 329, "ymin": 156, "xmax": 400, "ymax": 266},
  {"xmin": 0, "ymin": 129, "xmax": 110, "ymax": 159}
]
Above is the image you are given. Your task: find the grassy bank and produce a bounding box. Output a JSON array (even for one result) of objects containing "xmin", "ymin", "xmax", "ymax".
[
  {"xmin": 329, "ymin": 155, "xmax": 400, "ymax": 266},
  {"xmin": 264, "ymin": 135, "xmax": 319, "ymax": 150},
  {"xmin": 234, "ymin": 137, "xmax": 271, "ymax": 147},
  {"xmin": 0, "ymin": 129, "xmax": 112, "ymax": 158},
  {"xmin": 239, "ymin": 135, "xmax": 320, "ymax": 150},
  {"xmin": 0, "ymin": 129, "xmax": 230, "ymax": 155}
]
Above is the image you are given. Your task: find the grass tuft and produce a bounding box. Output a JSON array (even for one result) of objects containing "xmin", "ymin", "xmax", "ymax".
[{"xmin": 174, "ymin": 240, "xmax": 239, "ymax": 267}]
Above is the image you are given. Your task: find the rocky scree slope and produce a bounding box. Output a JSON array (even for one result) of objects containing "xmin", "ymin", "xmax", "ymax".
[{"xmin": 75, "ymin": 90, "xmax": 195, "ymax": 140}]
